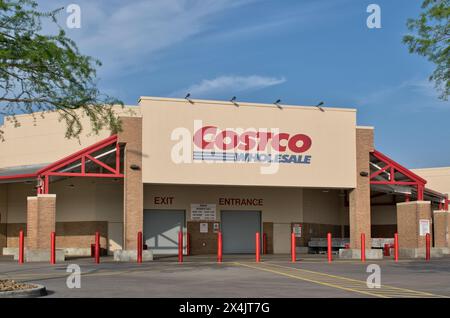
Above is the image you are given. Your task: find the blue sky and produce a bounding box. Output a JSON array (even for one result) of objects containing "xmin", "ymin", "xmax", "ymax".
[{"xmin": 4, "ymin": 0, "xmax": 450, "ymax": 168}]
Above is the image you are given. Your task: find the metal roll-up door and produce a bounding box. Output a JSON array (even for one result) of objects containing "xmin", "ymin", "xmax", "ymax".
[
  {"xmin": 221, "ymin": 210, "xmax": 261, "ymax": 254},
  {"xmin": 143, "ymin": 209, "xmax": 185, "ymax": 255}
]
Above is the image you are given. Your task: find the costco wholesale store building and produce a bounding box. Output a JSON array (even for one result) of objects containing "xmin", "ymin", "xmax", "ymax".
[{"xmin": 0, "ymin": 97, "xmax": 449, "ymax": 260}]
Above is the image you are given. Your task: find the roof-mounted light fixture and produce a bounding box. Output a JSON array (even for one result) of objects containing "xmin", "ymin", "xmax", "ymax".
[
  {"xmin": 316, "ymin": 101, "xmax": 325, "ymax": 112},
  {"xmin": 230, "ymin": 96, "xmax": 239, "ymax": 107},
  {"xmin": 274, "ymin": 99, "xmax": 282, "ymax": 109},
  {"xmin": 184, "ymin": 93, "xmax": 194, "ymax": 104}
]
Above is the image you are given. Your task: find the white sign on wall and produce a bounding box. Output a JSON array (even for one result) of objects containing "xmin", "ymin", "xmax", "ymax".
[
  {"xmin": 191, "ymin": 204, "xmax": 216, "ymax": 221},
  {"xmin": 419, "ymin": 219, "xmax": 430, "ymax": 236},
  {"xmin": 200, "ymin": 223, "xmax": 208, "ymax": 233}
]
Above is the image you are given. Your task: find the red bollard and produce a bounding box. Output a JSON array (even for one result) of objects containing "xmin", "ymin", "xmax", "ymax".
[
  {"xmin": 327, "ymin": 233, "xmax": 332, "ymax": 263},
  {"xmin": 383, "ymin": 243, "xmax": 390, "ymax": 257},
  {"xmin": 137, "ymin": 231, "xmax": 143, "ymax": 264},
  {"xmin": 394, "ymin": 233, "xmax": 399, "ymax": 262},
  {"xmin": 178, "ymin": 231, "xmax": 183, "ymax": 263},
  {"xmin": 361, "ymin": 233, "xmax": 366, "ymax": 263},
  {"xmin": 262, "ymin": 233, "xmax": 267, "ymax": 255},
  {"xmin": 186, "ymin": 233, "xmax": 190, "ymax": 256},
  {"xmin": 426, "ymin": 233, "xmax": 431, "ymax": 261},
  {"xmin": 50, "ymin": 232, "xmax": 56, "ymax": 265},
  {"xmin": 18, "ymin": 230, "xmax": 24, "ymax": 264},
  {"xmin": 255, "ymin": 232, "xmax": 261, "ymax": 263},
  {"xmin": 95, "ymin": 231, "xmax": 100, "ymax": 264},
  {"xmin": 291, "ymin": 232, "xmax": 296, "ymax": 263},
  {"xmin": 217, "ymin": 232, "xmax": 223, "ymax": 263}
]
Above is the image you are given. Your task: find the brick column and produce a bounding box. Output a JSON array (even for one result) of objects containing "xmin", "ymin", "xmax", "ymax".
[
  {"xmin": 433, "ymin": 210, "xmax": 448, "ymax": 248},
  {"xmin": 118, "ymin": 116, "xmax": 143, "ymax": 250},
  {"xmin": 349, "ymin": 127, "xmax": 373, "ymax": 249},
  {"xmin": 396, "ymin": 201, "xmax": 432, "ymax": 248},
  {"xmin": 26, "ymin": 194, "xmax": 56, "ymax": 249}
]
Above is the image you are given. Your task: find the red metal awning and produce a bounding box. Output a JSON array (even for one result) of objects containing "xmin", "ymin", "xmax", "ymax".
[
  {"xmin": 0, "ymin": 135, "xmax": 124, "ymax": 194},
  {"xmin": 370, "ymin": 149, "xmax": 447, "ymax": 207}
]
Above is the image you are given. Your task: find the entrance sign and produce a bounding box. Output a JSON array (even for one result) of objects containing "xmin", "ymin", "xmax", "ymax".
[
  {"xmin": 419, "ymin": 219, "xmax": 430, "ymax": 236},
  {"xmin": 191, "ymin": 204, "xmax": 216, "ymax": 221}
]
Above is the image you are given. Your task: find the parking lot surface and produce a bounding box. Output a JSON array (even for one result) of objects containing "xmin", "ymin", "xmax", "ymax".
[{"xmin": 0, "ymin": 254, "xmax": 449, "ymax": 298}]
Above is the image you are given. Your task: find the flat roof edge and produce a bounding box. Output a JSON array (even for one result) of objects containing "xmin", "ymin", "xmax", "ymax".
[{"xmin": 139, "ymin": 96, "xmax": 357, "ymax": 113}]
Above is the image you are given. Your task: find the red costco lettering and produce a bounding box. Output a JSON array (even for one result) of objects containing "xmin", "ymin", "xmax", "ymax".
[{"xmin": 193, "ymin": 126, "xmax": 312, "ymax": 153}]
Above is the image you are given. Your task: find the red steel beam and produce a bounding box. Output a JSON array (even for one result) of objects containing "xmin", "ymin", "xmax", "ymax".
[
  {"xmin": 37, "ymin": 135, "xmax": 118, "ymax": 175},
  {"xmin": 371, "ymin": 150, "xmax": 427, "ymax": 184},
  {"xmin": 0, "ymin": 173, "xmax": 37, "ymax": 181},
  {"xmin": 46, "ymin": 172, "xmax": 124, "ymax": 178}
]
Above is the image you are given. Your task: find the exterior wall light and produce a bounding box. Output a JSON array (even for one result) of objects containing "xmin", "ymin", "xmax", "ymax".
[
  {"xmin": 130, "ymin": 164, "xmax": 141, "ymax": 171},
  {"xmin": 360, "ymin": 171, "xmax": 369, "ymax": 177}
]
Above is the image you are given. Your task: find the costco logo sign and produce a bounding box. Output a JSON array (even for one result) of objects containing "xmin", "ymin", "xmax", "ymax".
[{"xmin": 192, "ymin": 126, "xmax": 312, "ymax": 164}]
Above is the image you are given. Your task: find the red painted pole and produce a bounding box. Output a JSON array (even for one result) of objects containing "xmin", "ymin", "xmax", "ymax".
[
  {"xmin": 426, "ymin": 233, "xmax": 431, "ymax": 261},
  {"xmin": 361, "ymin": 233, "xmax": 366, "ymax": 263},
  {"xmin": 95, "ymin": 231, "xmax": 100, "ymax": 264},
  {"xmin": 18, "ymin": 230, "xmax": 24, "ymax": 264},
  {"xmin": 255, "ymin": 232, "xmax": 261, "ymax": 263},
  {"xmin": 178, "ymin": 231, "xmax": 183, "ymax": 263},
  {"xmin": 327, "ymin": 232, "xmax": 332, "ymax": 263},
  {"xmin": 50, "ymin": 232, "xmax": 56, "ymax": 265},
  {"xmin": 137, "ymin": 231, "xmax": 143, "ymax": 263},
  {"xmin": 262, "ymin": 233, "xmax": 267, "ymax": 255},
  {"xmin": 217, "ymin": 232, "xmax": 223, "ymax": 263},
  {"xmin": 394, "ymin": 233, "xmax": 399, "ymax": 262},
  {"xmin": 291, "ymin": 232, "xmax": 296, "ymax": 263}
]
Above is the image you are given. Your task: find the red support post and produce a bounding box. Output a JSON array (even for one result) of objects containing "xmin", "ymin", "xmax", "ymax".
[
  {"xmin": 394, "ymin": 233, "xmax": 399, "ymax": 262},
  {"xmin": 50, "ymin": 232, "xmax": 56, "ymax": 265},
  {"xmin": 262, "ymin": 233, "xmax": 267, "ymax": 255},
  {"xmin": 426, "ymin": 233, "xmax": 431, "ymax": 261},
  {"xmin": 137, "ymin": 231, "xmax": 143, "ymax": 264},
  {"xmin": 255, "ymin": 232, "xmax": 261, "ymax": 263},
  {"xmin": 327, "ymin": 232, "xmax": 332, "ymax": 263},
  {"xmin": 217, "ymin": 232, "xmax": 223, "ymax": 263},
  {"xmin": 95, "ymin": 231, "xmax": 100, "ymax": 264},
  {"xmin": 291, "ymin": 232, "xmax": 296, "ymax": 263},
  {"xmin": 361, "ymin": 233, "xmax": 366, "ymax": 263},
  {"xmin": 178, "ymin": 231, "xmax": 183, "ymax": 263},
  {"xmin": 18, "ymin": 230, "xmax": 24, "ymax": 264},
  {"xmin": 417, "ymin": 184, "xmax": 424, "ymax": 201}
]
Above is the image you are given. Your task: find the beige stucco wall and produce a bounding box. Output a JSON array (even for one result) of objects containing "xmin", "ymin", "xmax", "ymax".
[
  {"xmin": 412, "ymin": 167, "xmax": 450, "ymax": 196},
  {"xmin": 3, "ymin": 178, "xmax": 123, "ymax": 252},
  {"xmin": 144, "ymin": 184, "xmax": 303, "ymax": 223},
  {"xmin": 0, "ymin": 106, "xmax": 139, "ymax": 169},
  {"xmin": 140, "ymin": 97, "xmax": 357, "ymax": 188},
  {"xmin": 144, "ymin": 184, "xmax": 344, "ymax": 225},
  {"xmin": 303, "ymin": 189, "xmax": 343, "ymax": 224},
  {"xmin": 371, "ymin": 205, "xmax": 397, "ymax": 224}
]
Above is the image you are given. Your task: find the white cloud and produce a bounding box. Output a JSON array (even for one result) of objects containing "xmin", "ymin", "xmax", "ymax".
[
  {"xmin": 356, "ymin": 77, "xmax": 447, "ymax": 110},
  {"xmin": 172, "ymin": 75, "xmax": 286, "ymax": 97},
  {"xmin": 44, "ymin": 0, "xmax": 257, "ymax": 76}
]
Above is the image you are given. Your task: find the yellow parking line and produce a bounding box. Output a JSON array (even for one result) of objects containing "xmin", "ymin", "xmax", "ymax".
[
  {"xmin": 235, "ymin": 262, "xmax": 387, "ymax": 298},
  {"xmin": 265, "ymin": 262, "xmax": 447, "ymax": 298},
  {"xmin": 236, "ymin": 262, "xmax": 447, "ymax": 298}
]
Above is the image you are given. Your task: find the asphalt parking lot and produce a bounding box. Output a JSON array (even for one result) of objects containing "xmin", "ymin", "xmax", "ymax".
[{"xmin": 0, "ymin": 254, "xmax": 449, "ymax": 298}]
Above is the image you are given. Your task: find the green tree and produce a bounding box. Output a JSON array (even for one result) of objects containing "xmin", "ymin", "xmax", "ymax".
[
  {"xmin": 0, "ymin": 0, "xmax": 122, "ymax": 140},
  {"xmin": 403, "ymin": 0, "xmax": 450, "ymax": 101}
]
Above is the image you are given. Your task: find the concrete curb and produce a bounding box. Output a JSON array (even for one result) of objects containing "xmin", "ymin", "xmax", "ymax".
[{"xmin": 0, "ymin": 284, "xmax": 47, "ymax": 298}]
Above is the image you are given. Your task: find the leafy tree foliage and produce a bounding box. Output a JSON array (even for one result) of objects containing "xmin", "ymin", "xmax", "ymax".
[{"xmin": 0, "ymin": 0, "xmax": 122, "ymax": 140}]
